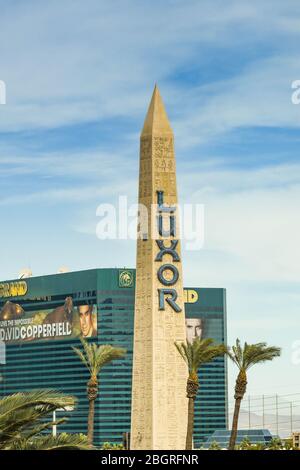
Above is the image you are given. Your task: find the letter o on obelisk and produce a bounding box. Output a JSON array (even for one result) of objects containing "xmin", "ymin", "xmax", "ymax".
[{"xmin": 157, "ymin": 264, "xmax": 179, "ymax": 286}]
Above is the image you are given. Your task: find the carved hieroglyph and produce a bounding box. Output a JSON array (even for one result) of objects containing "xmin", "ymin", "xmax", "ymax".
[{"xmin": 131, "ymin": 86, "xmax": 188, "ymax": 450}]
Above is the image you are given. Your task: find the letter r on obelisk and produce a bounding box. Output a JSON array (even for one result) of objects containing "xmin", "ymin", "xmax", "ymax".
[{"xmin": 158, "ymin": 288, "xmax": 182, "ymax": 313}]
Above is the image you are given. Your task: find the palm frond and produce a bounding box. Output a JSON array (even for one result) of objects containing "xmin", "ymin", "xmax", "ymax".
[
  {"xmin": 175, "ymin": 342, "xmax": 188, "ymax": 366},
  {"xmin": 95, "ymin": 345, "xmax": 126, "ymax": 371},
  {"xmin": 22, "ymin": 418, "xmax": 67, "ymax": 441},
  {"xmin": 175, "ymin": 338, "xmax": 226, "ymax": 376},
  {"xmin": 0, "ymin": 390, "xmax": 79, "ymax": 450},
  {"xmin": 10, "ymin": 433, "xmax": 91, "ymax": 450},
  {"xmin": 73, "ymin": 338, "xmax": 126, "ymax": 377},
  {"xmin": 226, "ymin": 338, "xmax": 281, "ymax": 371},
  {"xmin": 72, "ymin": 346, "xmax": 91, "ymax": 373},
  {"xmin": 229, "ymin": 339, "xmax": 244, "ymax": 369},
  {"xmin": 0, "ymin": 390, "xmax": 75, "ymax": 419},
  {"xmin": 1, "ymin": 405, "xmax": 57, "ymax": 439},
  {"xmin": 80, "ymin": 337, "xmax": 95, "ymax": 369},
  {"xmin": 243, "ymin": 343, "xmax": 281, "ymax": 370}
]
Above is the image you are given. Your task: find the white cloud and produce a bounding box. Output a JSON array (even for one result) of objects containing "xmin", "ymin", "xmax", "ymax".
[
  {"xmin": 180, "ymin": 162, "xmax": 300, "ymax": 285},
  {"xmin": 0, "ymin": 146, "xmax": 139, "ymax": 208},
  {"xmin": 0, "ymin": 0, "xmax": 300, "ymax": 135},
  {"xmin": 173, "ymin": 55, "xmax": 300, "ymax": 148}
]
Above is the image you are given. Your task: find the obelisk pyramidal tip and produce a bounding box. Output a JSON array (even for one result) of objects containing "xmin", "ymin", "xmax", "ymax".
[
  {"xmin": 131, "ymin": 86, "xmax": 188, "ymax": 450},
  {"xmin": 141, "ymin": 85, "xmax": 173, "ymax": 136}
]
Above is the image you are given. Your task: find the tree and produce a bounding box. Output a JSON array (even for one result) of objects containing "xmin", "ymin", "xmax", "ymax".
[
  {"xmin": 101, "ymin": 442, "xmax": 124, "ymax": 450},
  {"xmin": 267, "ymin": 437, "xmax": 284, "ymax": 450},
  {"xmin": 72, "ymin": 338, "xmax": 126, "ymax": 445},
  {"xmin": 252, "ymin": 442, "xmax": 266, "ymax": 451},
  {"xmin": 175, "ymin": 338, "xmax": 226, "ymax": 450},
  {"xmin": 227, "ymin": 339, "xmax": 281, "ymax": 450},
  {"xmin": 209, "ymin": 440, "xmax": 221, "ymax": 450},
  {"xmin": 283, "ymin": 438, "xmax": 293, "ymax": 450},
  {"xmin": 0, "ymin": 389, "xmax": 90, "ymax": 450},
  {"xmin": 238, "ymin": 436, "xmax": 252, "ymax": 450}
]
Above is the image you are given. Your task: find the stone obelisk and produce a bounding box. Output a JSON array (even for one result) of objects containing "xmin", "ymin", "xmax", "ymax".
[{"xmin": 131, "ymin": 86, "xmax": 188, "ymax": 450}]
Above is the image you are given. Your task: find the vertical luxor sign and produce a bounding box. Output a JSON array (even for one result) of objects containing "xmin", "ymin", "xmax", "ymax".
[
  {"xmin": 156, "ymin": 192, "xmax": 182, "ymax": 313},
  {"xmin": 131, "ymin": 86, "xmax": 188, "ymax": 450}
]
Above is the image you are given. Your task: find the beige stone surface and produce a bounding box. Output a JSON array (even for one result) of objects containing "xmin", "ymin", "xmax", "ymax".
[{"xmin": 131, "ymin": 86, "xmax": 188, "ymax": 450}]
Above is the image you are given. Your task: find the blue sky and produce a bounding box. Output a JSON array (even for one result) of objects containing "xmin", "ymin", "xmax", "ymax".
[{"xmin": 0, "ymin": 0, "xmax": 300, "ymax": 410}]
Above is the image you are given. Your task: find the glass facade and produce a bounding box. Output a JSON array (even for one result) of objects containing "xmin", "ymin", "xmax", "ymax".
[
  {"xmin": 0, "ymin": 269, "xmax": 227, "ymax": 447},
  {"xmin": 184, "ymin": 288, "xmax": 228, "ymax": 447},
  {"xmin": 203, "ymin": 429, "xmax": 275, "ymax": 448}
]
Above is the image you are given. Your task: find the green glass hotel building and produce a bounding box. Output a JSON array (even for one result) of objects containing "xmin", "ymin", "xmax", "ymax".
[{"xmin": 0, "ymin": 268, "xmax": 227, "ymax": 447}]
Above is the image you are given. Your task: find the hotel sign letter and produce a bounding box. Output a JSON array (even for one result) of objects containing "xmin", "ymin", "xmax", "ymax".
[{"xmin": 156, "ymin": 191, "xmax": 181, "ymax": 313}]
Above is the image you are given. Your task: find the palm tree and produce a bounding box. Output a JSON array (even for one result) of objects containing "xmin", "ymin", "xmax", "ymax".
[
  {"xmin": 72, "ymin": 338, "xmax": 126, "ymax": 445},
  {"xmin": 267, "ymin": 437, "xmax": 284, "ymax": 450},
  {"xmin": 175, "ymin": 338, "xmax": 226, "ymax": 450},
  {"xmin": 209, "ymin": 440, "xmax": 222, "ymax": 450},
  {"xmin": 227, "ymin": 339, "xmax": 281, "ymax": 450},
  {"xmin": 0, "ymin": 389, "xmax": 90, "ymax": 450},
  {"xmin": 238, "ymin": 436, "xmax": 252, "ymax": 450}
]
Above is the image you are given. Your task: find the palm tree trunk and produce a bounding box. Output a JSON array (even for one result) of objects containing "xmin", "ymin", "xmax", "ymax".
[
  {"xmin": 228, "ymin": 370, "xmax": 247, "ymax": 450},
  {"xmin": 185, "ymin": 377, "xmax": 199, "ymax": 450},
  {"xmin": 87, "ymin": 375, "xmax": 98, "ymax": 446},
  {"xmin": 186, "ymin": 397, "xmax": 195, "ymax": 450},
  {"xmin": 228, "ymin": 397, "xmax": 242, "ymax": 450},
  {"xmin": 88, "ymin": 398, "xmax": 95, "ymax": 445}
]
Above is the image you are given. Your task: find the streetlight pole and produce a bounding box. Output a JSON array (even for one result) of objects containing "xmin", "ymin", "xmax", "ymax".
[
  {"xmin": 262, "ymin": 395, "xmax": 265, "ymax": 428},
  {"xmin": 248, "ymin": 395, "xmax": 251, "ymax": 429},
  {"xmin": 52, "ymin": 410, "xmax": 57, "ymax": 437},
  {"xmin": 276, "ymin": 395, "xmax": 279, "ymax": 436},
  {"xmin": 52, "ymin": 406, "xmax": 74, "ymax": 437}
]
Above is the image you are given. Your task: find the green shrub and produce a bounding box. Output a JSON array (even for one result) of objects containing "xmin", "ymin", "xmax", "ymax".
[
  {"xmin": 101, "ymin": 442, "xmax": 124, "ymax": 450},
  {"xmin": 209, "ymin": 440, "xmax": 221, "ymax": 450}
]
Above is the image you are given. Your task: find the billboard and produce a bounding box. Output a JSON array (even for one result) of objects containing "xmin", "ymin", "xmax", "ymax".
[
  {"xmin": 185, "ymin": 317, "xmax": 203, "ymax": 344},
  {"xmin": 184, "ymin": 288, "xmax": 203, "ymax": 344},
  {"xmin": 0, "ymin": 280, "xmax": 28, "ymax": 299},
  {"xmin": 0, "ymin": 297, "xmax": 97, "ymax": 344}
]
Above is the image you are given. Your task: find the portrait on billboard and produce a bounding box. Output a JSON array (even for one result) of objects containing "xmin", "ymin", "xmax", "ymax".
[
  {"xmin": 77, "ymin": 303, "xmax": 97, "ymax": 338},
  {"xmin": 185, "ymin": 317, "xmax": 203, "ymax": 344},
  {"xmin": 0, "ymin": 297, "xmax": 97, "ymax": 344}
]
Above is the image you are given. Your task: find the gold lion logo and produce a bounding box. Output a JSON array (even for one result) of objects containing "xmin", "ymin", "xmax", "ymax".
[{"xmin": 119, "ymin": 270, "xmax": 133, "ymax": 288}]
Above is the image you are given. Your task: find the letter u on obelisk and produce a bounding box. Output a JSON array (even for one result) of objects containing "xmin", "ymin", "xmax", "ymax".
[{"xmin": 131, "ymin": 85, "xmax": 188, "ymax": 450}]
